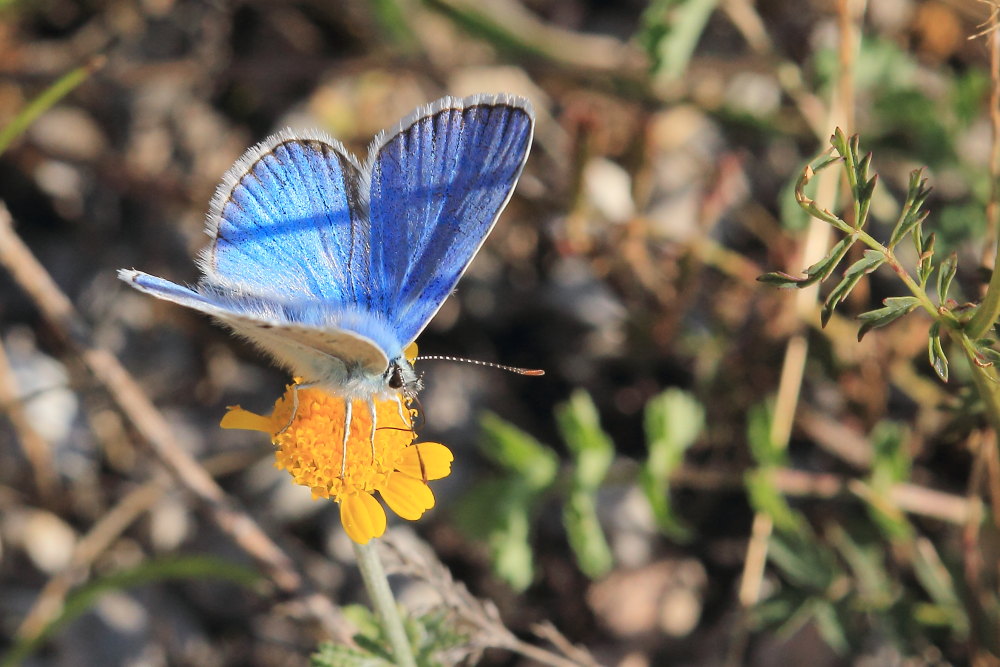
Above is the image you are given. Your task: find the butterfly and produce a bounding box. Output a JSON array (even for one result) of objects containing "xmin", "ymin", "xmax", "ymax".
[{"xmin": 119, "ymin": 93, "xmax": 535, "ymax": 400}]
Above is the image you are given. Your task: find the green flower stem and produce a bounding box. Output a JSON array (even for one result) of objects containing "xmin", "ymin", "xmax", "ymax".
[
  {"xmin": 958, "ymin": 333, "xmax": 1000, "ymax": 433},
  {"xmin": 353, "ymin": 540, "xmax": 417, "ymax": 667},
  {"xmin": 967, "ymin": 243, "xmax": 1000, "ymax": 339}
]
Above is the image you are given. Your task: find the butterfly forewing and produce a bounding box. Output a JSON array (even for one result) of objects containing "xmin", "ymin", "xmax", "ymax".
[
  {"xmin": 202, "ymin": 131, "xmax": 367, "ymax": 305},
  {"xmin": 364, "ymin": 95, "xmax": 534, "ymax": 345}
]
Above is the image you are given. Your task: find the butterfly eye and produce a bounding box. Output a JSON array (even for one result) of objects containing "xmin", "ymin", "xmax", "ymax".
[{"xmin": 387, "ymin": 363, "xmax": 405, "ymax": 390}]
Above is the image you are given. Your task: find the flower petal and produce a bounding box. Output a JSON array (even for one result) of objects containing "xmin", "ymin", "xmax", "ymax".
[
  {"xmin": 380, "ymin": 472, "xmax": 435, "ymax": 520},
  {"xmin": 340, "ymin": 493, "xmax": 387, "ymax": 544},
  {"xmin": 396, "ymin": 442, "xmax": 454, "ymax": 481},
  {"xmin": 220, "ymin": 406, "xmax": 274, "ymax": 432}
]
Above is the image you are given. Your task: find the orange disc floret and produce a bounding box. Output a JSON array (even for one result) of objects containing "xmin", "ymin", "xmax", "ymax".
[{"xmin": 221, "ymin": 381, "xmax": 453, "ymax": 544}]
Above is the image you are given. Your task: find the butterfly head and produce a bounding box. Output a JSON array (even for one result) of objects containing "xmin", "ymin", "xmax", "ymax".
[{"xmin": 385, "ymin": 354, "xmax": 421, "ymax": 398}]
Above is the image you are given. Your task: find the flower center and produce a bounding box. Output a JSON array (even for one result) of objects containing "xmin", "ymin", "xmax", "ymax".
[{"xmin": 271, "ymin": 389, "xmax": 416, "ymax": 501}]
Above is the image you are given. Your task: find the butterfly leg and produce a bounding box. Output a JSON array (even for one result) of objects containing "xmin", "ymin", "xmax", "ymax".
[
  {"xmin": 277, "ymin": 381, "xmax": 317, "ymax": 436},
  {"xmin": 367, "ymin": 397, "xmax": 377, "ymax": 464},
  {"xmin": 340, "ymin": 400, "xmax": 352, "ymax": 479}
]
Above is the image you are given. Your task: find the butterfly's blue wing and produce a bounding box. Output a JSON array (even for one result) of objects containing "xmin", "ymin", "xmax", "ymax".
[
  {"xmin": 363, "ymin": 94, "xmax": 534, "ymax": 344},
  {"xmin": 199, "ymin": 130, "xmax": 368, "ymax": 306},
  {"xmin": 120, "ymin": 129, "xmax": 400, "ymax": 387},
  {"xmin": 119, "ymin": 268, "xmax": 393, "ymax": 385}
]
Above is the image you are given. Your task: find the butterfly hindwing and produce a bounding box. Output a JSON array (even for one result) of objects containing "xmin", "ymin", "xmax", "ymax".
[
  {"xmin": 118, "ymin": 269, "xmax": 389, "ymax": 378},
  {"xmin": 364, "ymin": 94, "xmax": 535, "ymax": 344}
]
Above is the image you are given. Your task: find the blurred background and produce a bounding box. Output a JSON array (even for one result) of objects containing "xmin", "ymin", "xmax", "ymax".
[{"xmin": 1, "ymin": 0, "xmax": 998, "ymax": 665}]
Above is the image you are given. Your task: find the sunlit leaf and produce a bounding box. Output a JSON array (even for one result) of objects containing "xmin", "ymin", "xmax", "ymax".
[
  {"xmin": 641, "ymin": 389, "xmax": 704, "ymax": 539},
  {"xmin": 822, "ymin": 249, "xmax": 885, "ymax": 325},
  {"xmin": 856, "ymin": 296, "xmax": 920, "ymax": 340},
  {"xmin": 479, "ymin": 412, "xmax": 558, "ymax": 490},
  {"xmin": 556, "ymin": 390, "xmax": 614, "ymax": 490},
  {"xmin": 563, "ymin": 490, "xmax": 613, "ymax": 578},
  {"xmin": 928, "ymin": 322, "xmax": 949, "ymax": 381},
  {"xmin": 889, "ymin": 169, "xmax": 932, "ymax": 249},
  {"xmin": 747, "ymin": 401, "xmax": 783, "ymax": 467},
  {"xmin": 936, "ymin": 252, "xmax": 958, "ymax": 304}
]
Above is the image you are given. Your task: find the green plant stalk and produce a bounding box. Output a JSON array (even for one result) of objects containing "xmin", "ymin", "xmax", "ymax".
[
  {"xmin": 0, "ymin": 56, "xmax": 105, "ymax": 157},
  {"xmin": 353, "ymin": 541, "xmax": 417, "ymax": 667},
  {"xmin": 967, "ymin": 243, "xmax": 1000, "ymax": 339},
  {"xmin": 958, "ymin": 333, "xmax": 1000, "ymax": 434}
]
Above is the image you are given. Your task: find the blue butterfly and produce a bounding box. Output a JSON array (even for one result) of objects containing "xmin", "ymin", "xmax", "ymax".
[{"xmin": 119, "ymin": 94, "xmax": 534, "ymax": 399}]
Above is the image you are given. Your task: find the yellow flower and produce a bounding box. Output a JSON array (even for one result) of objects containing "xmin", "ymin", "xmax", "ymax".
[{"xmin": 221, "ymin": 382, "xmax": 453, "ymax": 545}]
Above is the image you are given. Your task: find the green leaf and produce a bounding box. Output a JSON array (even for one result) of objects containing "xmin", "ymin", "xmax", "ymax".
[
  {"xmin": 746, "ymin": 400, "xmax": 783, "ymax": 467},
  {"xmin": 918, "ymin": 232, "xmax": 937, "ymax": 285},
  {"xmin": 641, "ymin": 389, "xmax": 704, "ymax": 539},
  {"xmin": 461, "ymin": 414, "xmax": 560, "ymax": 590},
  {"xmin": 841, "ymin": 133, "xmax": 878, "ymax": 231},
  {"xmin": 928, "ymin": 322, "xmax": 949, "ymax": 382},
  {"xmin": 767, "ymin": 529, "xmax": 837, "ymax": 589},
  {"xmin": 764, "ymin": 235, "xmax": 857, "ymax": 290},
  {"xmin": 311, "ymin": 643, "xmax": 394, "ymax": 667},
  {"xmin": 856, "ymin": 296, "xmax": 920, "ymax": 340},
  {"xmin": 822, "ymin": 249, "xmax": 886, "ymax": 326},
  {"xmin": 479, "ymin": 412, "xmax": 558, "ymax": 490},
  {"xmin": 936, "ymin": 252, "xmax": 958, "ymax": 304},
  {"xmin": 556, "ymin": 390, "xmax": 614, "ymax": 491},
  {"xmin": 889, "ymin": 168, "xmax": 933, "ymax": 248},
  {"xmin": 490, "ymin": 501, "xmax": 535, "ymax": 591},
  {"xmin": 638, "ymin": 467, "xmax": 690, "ymax": 540},
  {"xmin": 745, "ymin": 469, "xmax": 802, "ymax": 533},
  {"xmin": 870, "ymin": 420, "xmax": 910, "ymax": 486},
  {"xmin": 974, "ymin": 338, "xmax": 1000, "ymax": 365},
  {"xmin": 812, "ymin": 599, "xmax": 850, "ymax": 655},
  {"xmin": 644, "ymin": 389, "xmax": 704, "ymax": 474},
  {"xmin": 0, "ymin": 56, "xmax": 106, "ymax": 157},
  {"xmin": 555, "ymin": 391, "xmax": 615, "ymax": 577},
  {"xmin": 638, "ymin": 0, "xmax": 720, "ymax": 81},
  {"xmin": 911, "ymin": 538, "xmax": 969, "ymax": 637},
  {"xmin": 455, "ymin": 478, "xmax": 538, "ymax": 591},
  {"xmin": 757, "ymin": 271, "xmax": 812, "ymax": 288},
  {"xmin": 802, "ymin": 235, "xmax": 856, "ymax": 285},
  {"xmin": 830, "ymin": 127, "xmax": 850, "ymax": 156},
  {"xmin": 855, "ymin": 479, "xmax": 913, "ymax": 541},
  {"xmin": 563, "ymin": 490, "xmax": 613, "ymax": 578},
  {"xmin": 828, "ymin": 524, "xmax": 895, "ymax": 608},
  {"xmin": 369, "ymin": 0, "xmax": 418, "ymax": 51},
  {"xmin": 856, "ymin": 172, "xmax": 878, "ymax": 229}
]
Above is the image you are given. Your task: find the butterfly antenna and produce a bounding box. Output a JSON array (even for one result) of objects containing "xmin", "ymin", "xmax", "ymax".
[{"xmin": 415, "ymin": 355, "xmax": 545, "ymax": 376}]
